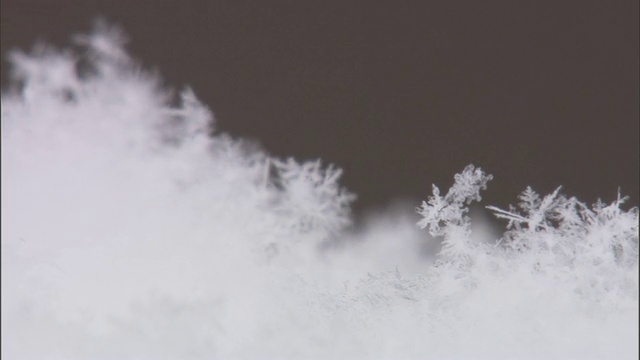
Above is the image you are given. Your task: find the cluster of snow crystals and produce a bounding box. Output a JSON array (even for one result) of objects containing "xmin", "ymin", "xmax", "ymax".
[
  {"xmin": 415, "ymin": 165, "xmax": 638, "ymax": 359},
  {"xmin": 486, "ymin": 186, "xmax": 639, "ymax": 303},
  {"xmin": 269, "ymin": 158, "xmax": 355, "ymax": 238},
  {"xmin": 1, "ymin": 23, "xmax": 354, "ymax": 359},
  {"xmin": 417, "ymin": 164, "xmax": 493, "ymax": 260},
  {"xmin": 2, "ymin": 23, "xmax": 638, "ymax": 360}
]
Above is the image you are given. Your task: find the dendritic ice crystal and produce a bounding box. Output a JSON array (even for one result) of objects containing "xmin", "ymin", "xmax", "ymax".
[{"xmin": 2, "ymin": 22, "xmax": 638, "ymax": 360}]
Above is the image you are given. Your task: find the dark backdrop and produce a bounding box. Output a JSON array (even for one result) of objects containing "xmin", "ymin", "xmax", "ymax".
[{"xmin": 2, "ymin": 0, "xmax": 638, "ymax": 218}]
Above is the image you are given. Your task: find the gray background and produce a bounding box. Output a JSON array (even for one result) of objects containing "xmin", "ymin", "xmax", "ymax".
[{"xmin": 2, "ymin": 0, "xmax": 638, "ymax": 219}]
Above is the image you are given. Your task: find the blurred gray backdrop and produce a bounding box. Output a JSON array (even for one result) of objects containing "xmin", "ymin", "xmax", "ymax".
[{"xmin": 2, "ymin": 0, "xmax": 638, "ymax": 218}]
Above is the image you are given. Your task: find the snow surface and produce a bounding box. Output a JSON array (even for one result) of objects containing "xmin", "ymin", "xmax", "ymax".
[{"xmin": 2, "ymin": 22, "xmax": 638, "ymax": 359}]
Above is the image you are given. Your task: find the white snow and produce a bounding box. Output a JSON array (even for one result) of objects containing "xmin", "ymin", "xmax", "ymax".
[{"xmin": 2, "ymin": 23, "xmax": 638, "ymax": 359}]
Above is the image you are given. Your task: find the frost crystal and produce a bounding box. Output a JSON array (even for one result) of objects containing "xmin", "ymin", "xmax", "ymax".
[
  {"xmin": 3, "ymin": 22, "xmax": 638, "ymax": 360},
  {"xmin": 417, "ymin": 164, "xmax": 493, "ymax": 259}
]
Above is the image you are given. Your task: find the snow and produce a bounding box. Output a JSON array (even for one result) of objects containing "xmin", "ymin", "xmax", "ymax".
[{"xmin": 2, "ymin": 22, "xmax": 638, "ymax": 359}]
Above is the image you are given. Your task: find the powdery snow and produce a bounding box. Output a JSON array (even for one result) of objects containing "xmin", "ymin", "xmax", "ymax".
[{"xmin": 2, "ymin": 23, "xmax": 638, "ymax": 359}]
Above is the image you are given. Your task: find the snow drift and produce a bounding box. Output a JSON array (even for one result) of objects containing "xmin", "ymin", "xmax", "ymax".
[{"xmin": 2, "ymin": 22, "xmax": 638, "ymax": 359}]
